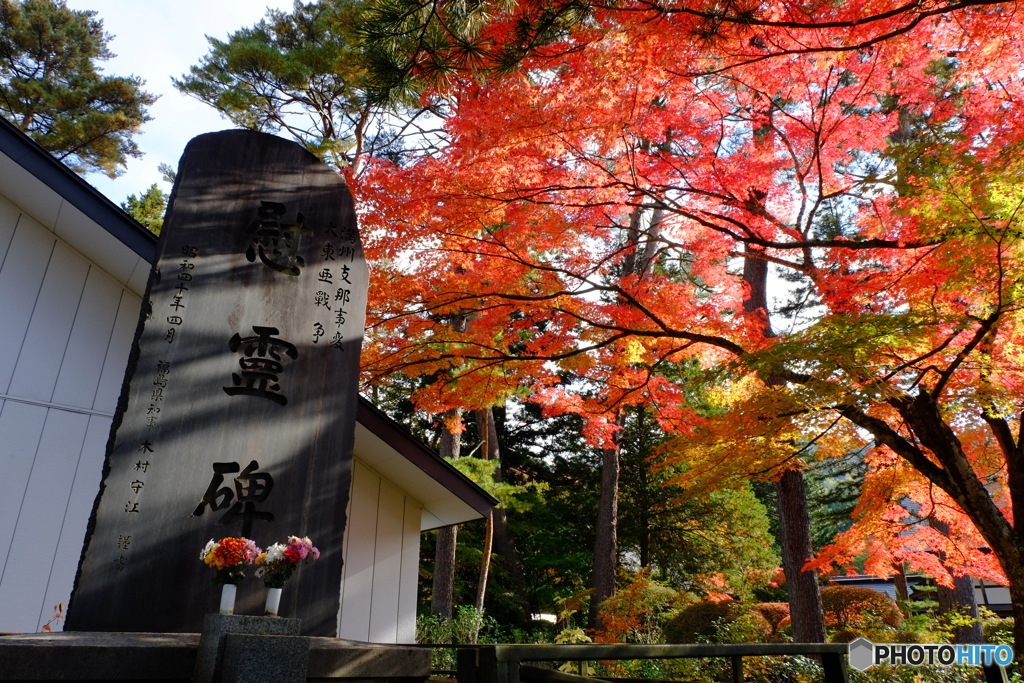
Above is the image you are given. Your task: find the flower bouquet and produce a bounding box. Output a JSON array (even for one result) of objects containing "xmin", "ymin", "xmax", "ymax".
[
  {"xmin": 256, "ymin": 536, "xmax": 319, "ymax": 616},
  {"xmin": 200, "ymin": 537, "xmax": 262, "ymax": 614}
]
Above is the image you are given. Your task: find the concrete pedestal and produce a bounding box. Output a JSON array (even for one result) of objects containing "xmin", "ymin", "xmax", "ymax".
[{"xmin": 193, "ymin": 614, "xmax": 304, "ymax": 683}]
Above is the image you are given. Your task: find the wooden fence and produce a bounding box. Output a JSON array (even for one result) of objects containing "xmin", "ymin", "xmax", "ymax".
[{"xmin": 446, "ymin": 642, "xmax": 850, "ymax": 683}]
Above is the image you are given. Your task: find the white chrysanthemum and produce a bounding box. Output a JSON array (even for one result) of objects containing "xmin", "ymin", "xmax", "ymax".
[
  {"xmin": 265, "ymin": 543, "xmax": 287, "ymax": 564},
  {"xmin": 200, "ymin": 539, "xmax": 216, "ymax": 561}
]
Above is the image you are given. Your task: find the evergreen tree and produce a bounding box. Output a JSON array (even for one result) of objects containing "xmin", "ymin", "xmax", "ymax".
[
  {"xmin": 174, "ymin": 0, "xmax": 437, "ymax": 172},
  {"xmin": 121, "ymin": 183, "xmax": 166, "ymax": 235},
  {"xmin": 0, "ymin": 0, "xmax": 155, "ymax": 177}
]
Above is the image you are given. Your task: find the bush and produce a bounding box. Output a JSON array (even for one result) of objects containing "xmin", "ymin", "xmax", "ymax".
[
  {"xmin": 753, "ymin": 602, "xmax": 791, "ymax": 641},
  {"xmin": 820, "ymin": 585, "xmax": 903, "ymax": 641},
  {"xmin": 594, "ymin": 568, "xmax": 680, "ymax": 644},
  {"xmin": 663, "ymin": 599, "xmax": 771, "ymax": 644},
  {"xmin": 980, "ymin": 612, "xmax": 1015, "ymax": 648}
]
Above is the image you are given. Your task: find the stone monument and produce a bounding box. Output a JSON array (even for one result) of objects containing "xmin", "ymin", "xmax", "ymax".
[{"xmin": 66, "ymin": 130, "xmax": 367, "ymax": 636}]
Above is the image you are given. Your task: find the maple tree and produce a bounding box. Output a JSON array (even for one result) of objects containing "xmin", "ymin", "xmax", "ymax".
[{"xmin": 356, "ymin": 0, "xmax": 1024, "ymax": 656}]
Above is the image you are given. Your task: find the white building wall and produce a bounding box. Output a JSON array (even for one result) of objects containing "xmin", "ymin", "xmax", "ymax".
[
  {"xmin": 0, "ymin": 195, "xmax": 142, "ymax": 633},
  {"xmin": 338, "ymin": 459, "xmax": 423, "ymax": 643}
]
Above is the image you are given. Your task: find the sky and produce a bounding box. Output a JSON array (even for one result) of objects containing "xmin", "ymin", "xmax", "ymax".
[{"xmin": 65, "ymin": 0, "xmax": 295, "ymax": 205}]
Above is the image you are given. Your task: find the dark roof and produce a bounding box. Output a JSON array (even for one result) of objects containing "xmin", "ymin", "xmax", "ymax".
[
  {"xmin": 358, "ymin": 397, "xmax": 498, "ymax": 522},
  {"xmin": 0, "ymin": 115, "xmax": 158, "ymax": 261}
]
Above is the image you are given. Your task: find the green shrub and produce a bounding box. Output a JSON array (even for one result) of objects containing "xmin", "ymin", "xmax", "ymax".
[
  {"xmin": 663, "ymin": 599, "xmax": 771, "ymax": 644},
  {"xmin": 980, "ymin": 606, "xmax": 1015, "ymax": 646}
]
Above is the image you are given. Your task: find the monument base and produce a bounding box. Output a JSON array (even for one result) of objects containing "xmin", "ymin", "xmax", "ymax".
[
  {"xmin": 0, "ymin": 630, "xmax": 431, "ymax": 682},
  {"xmin": 194, "ymin": 614, "xmax": 304, "ymax": 683}
]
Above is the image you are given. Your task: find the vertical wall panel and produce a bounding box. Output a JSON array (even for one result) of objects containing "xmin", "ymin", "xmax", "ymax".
[
  {"xmin": 368, "ymin": 479, "xmax": 405, "ymax": 643},
  {"xmin": 51, "ymin": 268, "xmax": 124, "ymax": 409},
  {"xmin": 0, "ymin": 409, "xmax": 89, "ymax": 633},
  {"xmin": 0, "ymin": 199, "xmax": 19, "ymax": 266},
  {"xmin": 92, "ymin": 290, "xmax": 140, "ymax": 414},
  {"xmin": 0, "ymin": 401, "xmax": 48, "ymax": 589},
  {"xmin": 397, "ymin": 497, "xmax": 422, "ymax": 643},
  {"xmin": 8, "ymin": 242, "xmax": 91, "ymax": 403},
  {"xmin": 35, "ymin": 414, "xmax": 111, "ymax": 631},
  {"xmin": 0, "ymin": 219, "xmax": 54, "ymax": 393},
  {"xmin": 337, "ymin": 461, "xmax": 379, "ymax": 641},
  {"xmin": 335, "ymin": 471, "xmax": 355, "ymax": 635}
]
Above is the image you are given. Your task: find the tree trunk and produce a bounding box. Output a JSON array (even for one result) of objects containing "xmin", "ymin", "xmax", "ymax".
[
  {"xmin": 432, "ymin": 526, "xmax": 458, "ymax": 620},
  {"xmin": 475, "ymin": 511, "xmax": 493, "ymax": 612},
  {"xmin": 777, "ymin": 469, "xmax": 826, "ymax": 643},
  {"xmin": 841, "ymin": 393, "xmax": 1024, "ymax": 664},
  {"xmin": 938, "ymin": 575, "xmax": 984, "ymax": 644},
  {"xmin": 431, "ymin": 410, "xmax": 463, "ymax": 619},
  {"xmin": 476, "ymin": 407, "xmax": 530, "ymax": 619},
  {"xmin": 743, "ymin": 246, "xmax": 827, "ymax": 643},
  {"xmin": 930, "ymin": 517, "xmax": 983, "ymax": 643},
  {"xmin": 589, "ymin": 425, "xmax": 621, "ymax": 630},
  {"xmin": 893, "ymin": 564, "xmax": 910, "ymax": 605}
]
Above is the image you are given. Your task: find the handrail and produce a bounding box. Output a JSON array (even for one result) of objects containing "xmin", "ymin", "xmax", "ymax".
[{"xmin": 453, "ymin": 642, "xmax": 849, "ymax": 683}]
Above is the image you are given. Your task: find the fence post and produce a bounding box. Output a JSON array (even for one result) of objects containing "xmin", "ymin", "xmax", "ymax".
[
  {"xmin": 457, "ymin": 647, "xmax": 478, "ymax": 683},
  {"xmin": 820, "ymin": 651, "xmax": 848, "ymax": 683},
  {"xmin": 476, "ymin": 646, "xmax": 499, "ymax": 683},
  {"xmin": 730, "ymin": 655, "xmax": 743, "ymax": 683}
]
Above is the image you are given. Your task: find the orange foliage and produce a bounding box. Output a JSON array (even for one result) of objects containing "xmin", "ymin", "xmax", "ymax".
[{"xmin": 356, "ymin": 0, "xmax": 1024, "ymax": 640}]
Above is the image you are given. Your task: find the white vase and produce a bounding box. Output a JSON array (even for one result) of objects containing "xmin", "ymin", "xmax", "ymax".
[
  {"xmin": 219, "ymin": 583, "xmax": 237, "ymax": 615},
  {"xmin": 265, "ymin": 587, "xmax": 282, "ymax": 617}
]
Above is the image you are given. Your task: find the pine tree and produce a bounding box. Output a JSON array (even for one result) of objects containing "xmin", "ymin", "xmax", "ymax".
[
  {"xmin": 0, "ymin": 0, "xmax": 155, "ymax": 177},
  {"xmin": 121, "ymin": 183, "xmax": 166, "ymax": 235}
]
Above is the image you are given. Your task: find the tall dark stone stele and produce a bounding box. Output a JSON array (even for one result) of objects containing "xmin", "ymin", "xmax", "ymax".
[{"xmin": 66, "ymin": 131, "xmax": 367, "ymax": 636}]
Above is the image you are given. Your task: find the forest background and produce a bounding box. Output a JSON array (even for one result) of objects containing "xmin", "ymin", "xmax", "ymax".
[{"xmin": 4, "ymin": 0, "xmax": 1024, "ymax": 675}]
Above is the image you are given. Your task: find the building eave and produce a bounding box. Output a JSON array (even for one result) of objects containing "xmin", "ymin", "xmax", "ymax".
[{"xmin": 0, "ymin": 115, "xmax": 157, "ymax": 293}]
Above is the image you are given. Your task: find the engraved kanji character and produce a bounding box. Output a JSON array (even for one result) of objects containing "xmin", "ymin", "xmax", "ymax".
[
  {"xmin": 192, "ymin": 460, "xmax": 275, "ymax": 537},
  {"xmin": 223, "ymin": 326, "xmax": 297, "ymax": 405},
  {"xmin": 245, "ymin": 201, "xmax": 308, "ymax": 276}
]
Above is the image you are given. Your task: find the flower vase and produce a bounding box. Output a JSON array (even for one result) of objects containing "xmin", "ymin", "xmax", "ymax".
[
  {"xmin": 265, "ymin": 587, "xmax": 283, "ymax": 617},
  {"xmin": 219, "ymin": 583, "xmax": 237, "ymax": 615}
]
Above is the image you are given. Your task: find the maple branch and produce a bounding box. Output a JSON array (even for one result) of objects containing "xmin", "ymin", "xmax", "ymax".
[
  {"xmin": 656, "ymin": 0, "xmax": 1012, "ymax": 77},
  {"xmin": 931, "ymin": 308, "xmax": 1001, "ymax": 399},
  {"xmin": 622, "ymin": 0, "xmax": 1008, "ymax": 30},
  {"xmin": 837, "ymin": 403, "xmax": 952, "ymax": 489}
]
